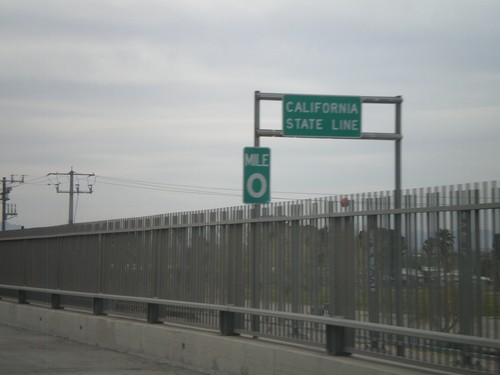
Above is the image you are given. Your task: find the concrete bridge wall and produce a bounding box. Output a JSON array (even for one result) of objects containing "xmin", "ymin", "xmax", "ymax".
[{"xmin": 0, "ymin": 300, "xmax": 433, "ymax": 375}]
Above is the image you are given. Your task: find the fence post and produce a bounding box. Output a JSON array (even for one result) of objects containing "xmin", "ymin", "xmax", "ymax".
[
  {"xmin": 366, "ymin": 213, "xmax": 380, "ymax": 348},
  {"xmin": 51, "ymin": 294, "xmax": 62, "ymax": 309},
  {"xmin": 147, "ymin": 303, "xmax": 161, "ymax": 324},
  {"xmin": 326, "ymin": 324, "xmax": 351, "ymax": 356},
  {"xmin": 329, "ymin": 216, "xmax": 355, "ymax": 349},
  {"xmin": 93, "ymin": 297, "xmax": 105, "ymax": 315},
  {"xmin": 458, "ymin": 209, "xmax": 473, "ymax": 366},
  {"xmin": 250, "ymin": 205, "xmax": 260, "ymax": 335},
  {"xmin": 219, "ymin": 310, "xmax": 238, "ymax": 336},
  {"xmin": 18, "ymin": 290, "xmax": 27, "ymax": 304}
]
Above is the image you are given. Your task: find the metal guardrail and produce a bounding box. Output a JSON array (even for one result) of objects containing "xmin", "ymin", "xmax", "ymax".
[{"xmin": 1, "ymin": 285, "xmax": 498, "ymax": 367}]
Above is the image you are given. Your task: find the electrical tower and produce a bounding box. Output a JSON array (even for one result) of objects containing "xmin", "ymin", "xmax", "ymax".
[
  {"xmin": 1, "ymin": 175, "xmax": 25, "ymax": 231},
  {"xmin": 47, "ymin": 168, "xmax": 95, "ymax": 224}
]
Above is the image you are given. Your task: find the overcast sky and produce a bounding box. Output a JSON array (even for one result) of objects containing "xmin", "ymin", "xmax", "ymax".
[{"xmin": 1, "ymin": 0, "xmax": 499, "ymax": 228}]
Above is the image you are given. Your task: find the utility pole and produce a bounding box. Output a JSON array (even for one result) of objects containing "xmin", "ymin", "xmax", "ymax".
[
  {"xmin": 1, "ymin": 175, "xmax": 25, "ymax": 231},
  {"xmin": 47, "ymin": 168, "xmax": 95, "ymax": 224}
]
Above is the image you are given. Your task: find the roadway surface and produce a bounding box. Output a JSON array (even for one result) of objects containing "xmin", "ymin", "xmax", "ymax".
[{"xmin": 0, "ymin": 323, "xmax": 209, "ymax": 375}]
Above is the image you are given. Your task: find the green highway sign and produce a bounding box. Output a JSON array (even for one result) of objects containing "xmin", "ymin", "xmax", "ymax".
[
  {"xmin": 243, "ymin": 147, "xmax": 270, "ymax": 204},
  {"xmin": 283, "ymin": 94, "xmax": 362, "ymax": 138}
]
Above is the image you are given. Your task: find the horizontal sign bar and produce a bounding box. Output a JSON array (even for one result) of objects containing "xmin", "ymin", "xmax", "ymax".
[
  {"xmin": 256, "ymin": 129, "xmax": 401, "ymax": 141},
  {"xmin": 256, "ymin": 92, "xmax": 403, "ymax": 105}
]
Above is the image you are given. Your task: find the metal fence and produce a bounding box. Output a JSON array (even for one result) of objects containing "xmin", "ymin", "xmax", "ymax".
[{"xmin": 1, "ymin": 180, "xmax": 499, "ymax": 373}]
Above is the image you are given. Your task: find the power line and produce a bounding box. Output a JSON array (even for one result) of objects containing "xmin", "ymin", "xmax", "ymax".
[
  {"xmin": 97, "ymin": 176, "xmax": 293, "ymax": 199},
  {"xmin": 23, "ymin": 175, "xmax": 50, "ymax": 185},
  {"xmin": 95, "ymin": 175, "xmax": 335, "ymax": 200},
  {"xmin": 97, "ymin": 175, "xmax": 240, "ymax": 192},
  {"xmin": 96, "ymin": 177, "xmax": 242, "ymax": 197}
]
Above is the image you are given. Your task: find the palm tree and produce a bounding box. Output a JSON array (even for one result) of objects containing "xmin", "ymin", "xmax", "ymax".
[
  {"xmin": 436, "ymin": 229, "xmax": 454, "ymax": 273},
  {"xmin": 423, "ymin": 229, "xmax": 454, "ymax": 273}
]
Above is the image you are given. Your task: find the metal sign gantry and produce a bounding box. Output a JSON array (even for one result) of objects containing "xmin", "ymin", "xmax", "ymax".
[{"xmin": 253, "ymin": 90, "xmax": 403, "ymax": 207}]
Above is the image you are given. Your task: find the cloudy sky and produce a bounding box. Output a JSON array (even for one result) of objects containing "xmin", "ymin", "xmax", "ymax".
[{"xmin": 1, "ymin": 0, "xmax": 499, "ymax": 228}]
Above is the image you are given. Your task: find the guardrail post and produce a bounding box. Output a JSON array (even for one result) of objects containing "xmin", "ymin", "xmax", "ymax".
[
  {"xmin": 51, "ymin": 294, "xmax": 62, "ymax": 309},
  {"xmin": 18, "ymin": 290, "xmax": 27, "ymax": 304},
  {"xmin": 219, "ymin": 310, "xmax": 238, "ymax": 336},
  {"xmin": 147, "ymin": 303, "xmax": 161, "ymax": 324},
  {"xmin": 93, "ymin": 297, "xmax": 106, "ymax": 316},
  {"xmin": 326, "ymin": 324, "xmax": 351, "ymax": 356}
]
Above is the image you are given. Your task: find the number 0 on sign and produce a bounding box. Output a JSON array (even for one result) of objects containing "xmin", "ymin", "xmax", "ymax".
[{"xmin": 243, "ymin": 147, "xmax": 271, "ymax": 204}]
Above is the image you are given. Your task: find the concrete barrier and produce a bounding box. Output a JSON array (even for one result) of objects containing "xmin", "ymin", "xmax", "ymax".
[{"xmin": 0, "ymin": 301, "xmax": 433, "ymax": 375}]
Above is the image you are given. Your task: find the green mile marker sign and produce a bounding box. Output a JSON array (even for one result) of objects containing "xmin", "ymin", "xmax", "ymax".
[
  {"xmin": 243, "ymin": 147, "xmax": 270, "ymax": 204},
  {"xmin": 283, "ymin": 94, "xmax": 362, "ymax": 138}
]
